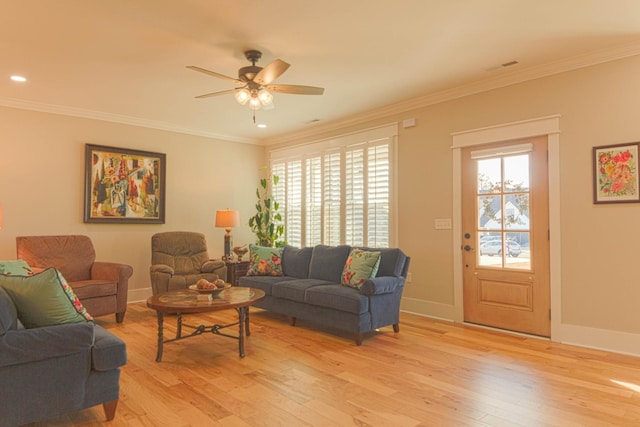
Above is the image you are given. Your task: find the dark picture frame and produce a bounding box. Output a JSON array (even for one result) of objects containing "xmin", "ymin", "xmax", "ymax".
[
  {"xmin": 593, "ymin": 142, "xmax": 640, "ymax": 204},
  {"xmin": 84, "ymin": 144, "xmax": 166, "ymax": 223}
]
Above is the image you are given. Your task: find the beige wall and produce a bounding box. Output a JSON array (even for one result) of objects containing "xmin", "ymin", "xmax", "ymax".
[
  {"xmin": 268, "ymin": 54, "xmax": 640, "ymax": 355},
  {"xmin": 3, "ymin": 53, "xmax": 640, "ymax": 354},
  {"xmin": 0, "ymin": 107, "xmax": 264, "ymax": 302}
]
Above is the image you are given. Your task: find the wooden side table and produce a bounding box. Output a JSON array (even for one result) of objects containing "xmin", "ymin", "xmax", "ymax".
[{"xmin": 225, "ymin": 260, "xmax": 250, "ymax": 285}]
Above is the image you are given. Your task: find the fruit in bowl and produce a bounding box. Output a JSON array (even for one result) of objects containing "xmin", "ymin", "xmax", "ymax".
[
  {"xmin": 214, "ymin": 278, "xmax": 225, "ymax": 287},
  {"xmin": 196, "ymin": 278, "xmax": 217, "ymax": 290}
]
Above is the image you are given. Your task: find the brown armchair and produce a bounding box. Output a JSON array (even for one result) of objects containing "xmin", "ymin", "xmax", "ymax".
[
  {"xmin": 150, "ymin": 231, "xmax": 227, "ymax": 295},
  {"xmin": 16, "ymin": 235, "xmax": 133, "ymax": 323}
]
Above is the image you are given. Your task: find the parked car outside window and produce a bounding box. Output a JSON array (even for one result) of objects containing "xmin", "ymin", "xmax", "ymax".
[{"xmin": 479, "ymin": 240, "xmax": 521, "ymax": 257}]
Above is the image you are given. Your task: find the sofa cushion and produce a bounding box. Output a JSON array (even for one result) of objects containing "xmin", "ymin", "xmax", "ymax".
[
  {"xmin": 282, "ymin": 245, "xmax": 313, "ymax": 278},
  {"xmin": 271, "ymin": 279, "xmax": 335, "ymax": 303},
  {"xmin": 0, "ymin": 268, "xmax": 94, "ymax": 328},
  {"xmin": 305, "ymin": 284, "xmax": 369, "ymax": 314},
  {"xmin": 238, "ymin": 275, "xmax": 298, "ymax": 296},
  {"xmin": 0, "ymin": 259, "xmax": 33, "ymax": 276},
  {"xmin": 71, "ymin": 279, "xmax": 118, "ymax": 300},
  {"xmin": 247, "ymin": 244, "xmax": 284, "ymax": 276},
  {"xmin": 360, "ymin": 247, "xmax": 407, "ymax": 277},
  {"xmin": 341, "ymin": 248, "xmax": 381, "ymax": 289},
  {"xmin": 308, "ymin": 245, "xmax": 351, "ymax": 283},
  {"xmin": 0, "ymin": 287, "xmax": 18, "ymax": 335}
]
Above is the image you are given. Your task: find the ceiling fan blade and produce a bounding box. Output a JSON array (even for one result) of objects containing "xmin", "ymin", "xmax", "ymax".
[
  {"xmin": 194, "ymin": 88, "xmax": 238, "ymax": 99},
  {"xmin": 186, "ymin": 66, "xmax": 243, "ymax": 84},
  {"xmin": 254, "ymin": 59, "xmax": 290, "ymax": 85},
  {"xmin": 266, "ymin": 84, "xmax": 325, "ymax": 95}
]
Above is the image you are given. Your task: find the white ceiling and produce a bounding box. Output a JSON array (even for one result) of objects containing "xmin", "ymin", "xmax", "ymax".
[{"xmin": 2, "ymin": 0, "xmax": 640, "ymax": 144}]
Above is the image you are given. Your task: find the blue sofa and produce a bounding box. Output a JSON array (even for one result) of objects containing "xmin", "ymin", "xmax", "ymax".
[
  {"xmin": 0, "ymin": 287, "xmax": 127, "ymax": 426},
  {"xmin": 238, "ymin": 245, "xmax": 410, "ymax": 345}
]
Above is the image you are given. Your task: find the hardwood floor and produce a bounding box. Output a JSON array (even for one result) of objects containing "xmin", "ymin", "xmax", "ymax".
[{"xmin": 28, "ymin": 302, "xmax": 640, "ymax": 426}]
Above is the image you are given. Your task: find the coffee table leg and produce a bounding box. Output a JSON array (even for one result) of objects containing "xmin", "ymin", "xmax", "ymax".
[
  {"xmin": 245, "ymin": 307, "xmax": 251, "ymax": 336},
  {"xmin": 176, "ymin": 313, "xmax": 182, "ymax": 339},
  {"xmin": 238, "ymin": 307, "xmax": 246, "ymax": 358},
  {"xmin": 156, "ymin": 311, "xmax": 164, "ymax": 362}
]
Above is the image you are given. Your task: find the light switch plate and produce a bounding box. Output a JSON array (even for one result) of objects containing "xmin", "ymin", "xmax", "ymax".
[{"xmin": 434, "ymin": 218, "xmax": 452, "ymax": 229}]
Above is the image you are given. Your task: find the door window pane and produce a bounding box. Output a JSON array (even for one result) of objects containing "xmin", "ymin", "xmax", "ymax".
[{"xmin": 476, "ymin": 154, "xmax": 531, "ymax": 270}]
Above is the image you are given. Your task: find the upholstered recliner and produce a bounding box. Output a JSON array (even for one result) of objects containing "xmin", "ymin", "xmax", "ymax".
[
  {"xmin": 16, "ymin": 235, "xmax": 133, "ymax": 323},
  {"xmin": 150, "ymin": 231, "xmax": 227, "ymax": 295}
]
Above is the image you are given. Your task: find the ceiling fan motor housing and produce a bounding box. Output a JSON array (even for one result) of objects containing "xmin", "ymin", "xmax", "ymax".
[{"xmin": 238, "ymin": 65, "xmax": 262, "ymax": 82}]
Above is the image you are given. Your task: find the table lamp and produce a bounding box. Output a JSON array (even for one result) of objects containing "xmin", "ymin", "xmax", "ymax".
[{"xmin": 215, "ymin": 209, "xmax": 240, "ymax": 260}]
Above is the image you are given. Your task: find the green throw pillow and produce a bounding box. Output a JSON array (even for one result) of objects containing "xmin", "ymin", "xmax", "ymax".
[
  {"xmin": 0, "ymin": 267, "xmax": 93, "ymax": 328},
  {"xmin": 247, "ymin": 244, "xmax": 284, "ymax": 276},
  {"xmin": 341, "ymin": 248, "xmax": 381, "ymax": 289},
  {"xmin": 0, "ymin": 259, "xmax": 33, "ymax": 276}
]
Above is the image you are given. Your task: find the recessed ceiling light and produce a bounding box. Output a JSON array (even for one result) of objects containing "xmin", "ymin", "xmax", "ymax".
[
  {"xmin": 257, "ymin": 123, "xmax": 267, "ymax": 128},
  {"xmin": 10, "ymin": 75, "xmax": 27, "ymax": 82}
]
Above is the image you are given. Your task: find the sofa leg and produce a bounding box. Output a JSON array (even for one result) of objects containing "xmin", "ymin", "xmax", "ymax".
[
  {"xmin": 355, "ymin": 333, "xmax": 363, "ymax": 346},
  {"xmin": 103, "ymin": 399, "xmax": 118, "ymax": 421},
  {"xmin": 116, "ymin": 312, "xmax": 125, "ymax": 323},
  {"xmin": 393, "ymin": 323, "xmax": 400, "ymax": 333},
  {"xmin": 288, "ymin": 316, "xmax": 296, "ymax": 326}
]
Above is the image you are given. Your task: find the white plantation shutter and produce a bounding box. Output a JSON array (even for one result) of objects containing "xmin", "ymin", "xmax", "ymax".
[
  {"xmin": 270, "ymin": 124, "xmax": 397, "ymax": 247},
  {"xmin": 345, "ymin": 145, "xmax": 365, "ymax": 246},
  {"xmin": 323, "ymin": 151, "xmax": 341, "ymax": 246},
  {"xmin": 367, "ymin": 143, "xmax": 390, "ymax": 247},
  {"xmin": 286, "ymin": 160, "xmax": 302, "ymax": 247},
  {"xmin": 305, "ymin": 156, "xmax": 322, "ymax": 246}
]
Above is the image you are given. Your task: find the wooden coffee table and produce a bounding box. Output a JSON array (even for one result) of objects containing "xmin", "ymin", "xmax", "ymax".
[{"xmin": 146, "ymin": 286, "xmax": 265, "ymax": 361}]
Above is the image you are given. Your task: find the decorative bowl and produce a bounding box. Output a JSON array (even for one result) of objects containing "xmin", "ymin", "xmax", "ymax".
[
  {"xmin": 233, "ymin": 245, "xmax": 249, "ymax": 261},
  {"xmin": 189, "ymin": 282, "xmax": 231, "ymax": 295}
]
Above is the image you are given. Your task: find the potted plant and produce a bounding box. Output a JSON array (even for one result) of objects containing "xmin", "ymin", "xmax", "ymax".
[{"xmin": 249, "ymin": 173, "xmax": 284, "ymax": 247}]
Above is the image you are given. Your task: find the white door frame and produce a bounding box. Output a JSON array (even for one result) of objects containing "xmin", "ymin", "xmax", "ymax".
[{"xmin": 452, "ymin": 115, "xmax": 562, "ymax": 340}]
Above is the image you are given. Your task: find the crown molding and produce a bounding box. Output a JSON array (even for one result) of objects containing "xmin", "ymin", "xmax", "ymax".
[
  {"xmin": 3, "ymin": 39, "xmax": 640, "ymax": 147},
  {"xmin": 262, "ymin": 39, "xmax": 640, "ymax": 146},
  {"xmin": 0, "ymin": 97, "xmax": 259, "ymax": 145}
]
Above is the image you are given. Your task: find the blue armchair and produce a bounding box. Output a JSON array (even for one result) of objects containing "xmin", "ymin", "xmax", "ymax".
[{"xmin": 0, "ymin": 287, "xmax": 126, "ymax": 426}]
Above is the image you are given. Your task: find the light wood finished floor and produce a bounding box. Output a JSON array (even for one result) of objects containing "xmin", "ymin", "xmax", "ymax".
[{"xmin": 27, "ymin": 302, "xmax": 640, "ymax": 426}]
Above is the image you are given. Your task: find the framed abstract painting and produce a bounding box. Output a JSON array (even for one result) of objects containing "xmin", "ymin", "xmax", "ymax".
[{"xmin": 84, "ymin": 144, "xmax": 166, "ymax": 223}]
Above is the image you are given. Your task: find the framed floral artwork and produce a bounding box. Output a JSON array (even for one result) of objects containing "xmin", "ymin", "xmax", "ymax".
[
  {"xmin": 84, "ymin": 144, "xmax": 166, "ymax": 223},
  {"xmin": 593, "ymin": 142, "xmax": 640, "ymax": 204}
]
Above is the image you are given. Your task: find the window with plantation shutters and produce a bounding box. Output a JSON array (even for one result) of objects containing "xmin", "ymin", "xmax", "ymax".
[{"xmin": 269, "ymin": 124, "xmax": 397, "ymax": 248}]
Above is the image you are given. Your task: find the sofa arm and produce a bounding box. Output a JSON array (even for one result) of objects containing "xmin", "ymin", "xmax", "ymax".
[
  {"xmin": 360, "ymin": 276, "xmax": 405, "ymax": 296},
  {"xmin": 0, "ymin": 322, "xmax": 94, "ymax": 368},
  {"xmin": 201, "ymin": 259, "xmax": 225, "ymax": 273}
]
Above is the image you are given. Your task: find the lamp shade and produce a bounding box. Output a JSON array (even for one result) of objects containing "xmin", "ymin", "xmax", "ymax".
[{"xmin": 215, "ymin": 209, "xmax": 240, "ymax": 229}]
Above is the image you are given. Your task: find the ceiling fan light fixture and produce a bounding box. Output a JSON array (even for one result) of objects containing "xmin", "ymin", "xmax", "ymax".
[
  {"xmin": 248, "ymin": 97, "xmax": 262, "ymax": 110},
  {"xmin": 258, "ymin": 88, "xmax": 273, "ymax": 106},
  {"xmin": 235, "ymin": 88, "xmax": 251, "ymax": 105}
]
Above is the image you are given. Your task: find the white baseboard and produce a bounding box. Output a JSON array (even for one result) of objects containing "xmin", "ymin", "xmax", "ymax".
[
  {"xmin": 127, "ymin": 287, "xmax": 152, "ymax": 304},
  {"xmin": 400, "ymin": 297, "xmax": 455, "ymax": 321},
  {"xmin": 400, "ymin": 297, "xmax": 640, "ymax": 357},
  {"xmin": 559, "ymin": 323, "xmax": 640, "ymax": 357}
]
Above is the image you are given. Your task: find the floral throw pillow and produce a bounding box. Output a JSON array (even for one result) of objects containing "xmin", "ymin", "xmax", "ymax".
[
  {"xmin": 341, "ymin": 248, "xmax": 381, "ymax": 289},
  {"xmin": 247, "ymin": 244, "xmax": 284, "ymax": 276}
]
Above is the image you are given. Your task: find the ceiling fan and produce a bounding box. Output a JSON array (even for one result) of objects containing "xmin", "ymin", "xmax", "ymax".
[{"xmin": 187, "ymin": 50, "xmax": 324, "ymax": 118}]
